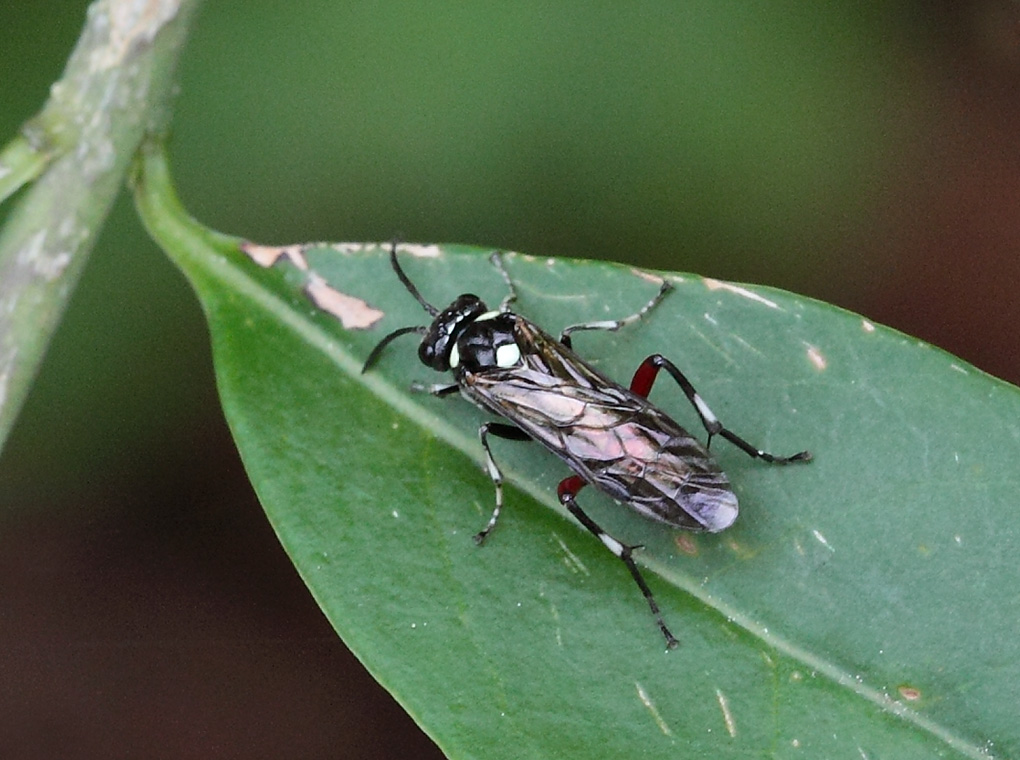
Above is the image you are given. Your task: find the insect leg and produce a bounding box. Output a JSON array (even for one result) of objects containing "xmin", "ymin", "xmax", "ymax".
[
  {"xmin": 488, "ymin": 251, "xmax": 519, "ymax": 313},
  {"xmin": 475, "ymin": 422, "xmax": 532, "ymax": 544},
  {"xmin": 558, "ymin": 474, "xmax": 679, "ymax": 649},
  {"xmin": 631, "ymin": 354, "xmax": 812, "ymax": 464},
  {"xmin": 559, "ymin": 280, "xmax": 672, "ymax": 349}
]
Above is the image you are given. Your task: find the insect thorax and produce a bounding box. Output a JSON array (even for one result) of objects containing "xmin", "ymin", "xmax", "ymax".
[
  {"xmin": 448, "ymin": 313, "xmax": 522, "ymax": 373},
  {"xmin": 418, "ymin": 296, "xmax": 523, "ymax": 375}
]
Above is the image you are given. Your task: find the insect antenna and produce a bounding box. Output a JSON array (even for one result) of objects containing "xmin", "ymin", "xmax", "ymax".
[
  {"xmin": 362, "ymin": 325, "xmax": 427, "ymax": 373},
  {"xmin": 389, "ymin": 245, "xmax": 438, "ymax": 317},
  {"xmin": 361, "ymin": 244, "xmax": 439, "ymax": 372}
]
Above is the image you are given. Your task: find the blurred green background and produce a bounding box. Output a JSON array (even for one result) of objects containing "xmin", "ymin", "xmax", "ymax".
[{"xmin": 2, "ymin": 1, "xmax": 1019, "ymax": 757}]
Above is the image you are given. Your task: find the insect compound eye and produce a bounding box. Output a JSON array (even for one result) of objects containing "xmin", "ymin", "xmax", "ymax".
[{"xmin": 418, "ymin": 294, "xmax": 488, "ymax": 372}]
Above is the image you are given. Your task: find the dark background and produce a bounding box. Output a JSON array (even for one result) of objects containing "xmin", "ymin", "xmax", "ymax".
[{"xmin": 2, "ymin": 2, "xmax": 1019, "ymax": 757}]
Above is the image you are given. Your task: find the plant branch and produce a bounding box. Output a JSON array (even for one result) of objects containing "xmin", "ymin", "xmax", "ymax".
[{"xmin": 0, "ymin": 0, "xmax": 202, "ymax": 452}]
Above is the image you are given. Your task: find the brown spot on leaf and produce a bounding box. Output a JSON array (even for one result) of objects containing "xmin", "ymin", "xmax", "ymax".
[
  {"xmin": 725, "ymin": 538, "xmax": 758, "ymax": 560},
  {"xmin": 631, "ymin": 268, "xmax": 670, "ymax": 286},
  {"xmin": 703, "ymin": 277, "xmax": 779, "ymax": 309},
  {"xmin": 395, "ymin": 243, "xmax": 441, "ymax": 258},
  {"xmin": 898, "ymin": 684, "xmax": 922, "ymax": 701},
  {"xmin": 240, "ymin": 241, "xmax": 384, "ymax": 330},
  {"xmin": 674, "ymin": 533, "xmax": 699, "ymax": 557},
  {"xmin": 240, "ymin": 241, "xmax": 309, "ymax": 271},
  {"xmin": 305, "ymin": 274, "xmax": 384, "ymax": 330}
]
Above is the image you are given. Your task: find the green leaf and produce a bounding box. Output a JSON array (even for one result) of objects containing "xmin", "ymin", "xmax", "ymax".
[{"xmin": 135, "ymin": 143, "xmax": 1016, "ymax": 759}]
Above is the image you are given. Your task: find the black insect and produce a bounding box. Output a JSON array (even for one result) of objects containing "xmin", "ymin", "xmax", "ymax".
[{"xmin": 363, "ymin": 245, "xmax": 811, "ymax": 648}]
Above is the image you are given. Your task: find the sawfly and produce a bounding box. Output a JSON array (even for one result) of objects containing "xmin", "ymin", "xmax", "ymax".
[{"xmin": 363, "ymin": 246, "xmax": 811, "ymax": 648}]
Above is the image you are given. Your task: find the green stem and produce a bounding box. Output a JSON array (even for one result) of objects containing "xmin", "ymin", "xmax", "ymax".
[
  {"xmin": 131, "ymin": 138, "xmax": 240, "ymax": 270},
  {"xmin": 0, "ymin": 0, "xmax": 202, "ymax": 452},
  {"xmin": 0, "ymin": 133, "xmax": 52, "ymax": 205}
]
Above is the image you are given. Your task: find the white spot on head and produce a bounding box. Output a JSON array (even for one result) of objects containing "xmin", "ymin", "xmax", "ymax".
[
  {"xmin": 449, "ymin": 343, "xmax": 460, "ymax": 368},
  {"xmin": 495, "ymin": 342, "xmax": 521, "ymax": 368}
]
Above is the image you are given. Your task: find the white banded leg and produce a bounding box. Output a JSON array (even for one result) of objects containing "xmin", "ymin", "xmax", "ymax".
[
  {"xmin": 557, "ymin": 474, "xmax": 679, "ymax": 649},
  {"xmin": 630, "ymin": 354, "xmax": 812, "ymax": 463},
  {"xmin": 475, "ymin": 422, "xmax": 531, "ymax": 544},
  {"xmin": 560, "ymin": 279, "xmax": 672, "ymax": 349}
]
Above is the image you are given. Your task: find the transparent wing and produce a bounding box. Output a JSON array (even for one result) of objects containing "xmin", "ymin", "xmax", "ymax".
[{"xmin": 459, "ymin": 318, "xmax": 738, "ymax": 532}]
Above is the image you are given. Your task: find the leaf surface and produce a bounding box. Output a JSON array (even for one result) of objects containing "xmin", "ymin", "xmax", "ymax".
[{"xmin": 136, "ymin": 146, "xmax": 1017, "ymax": 760}]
